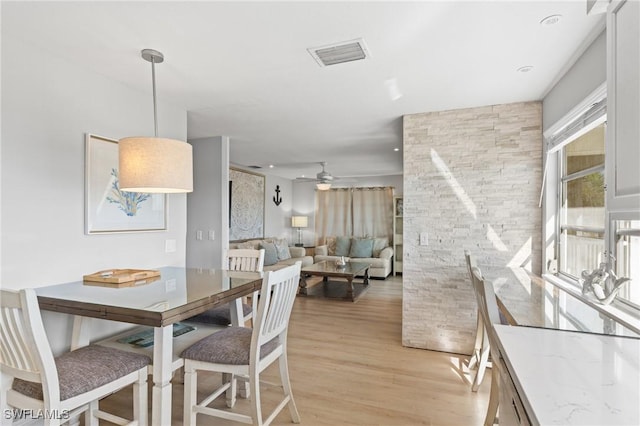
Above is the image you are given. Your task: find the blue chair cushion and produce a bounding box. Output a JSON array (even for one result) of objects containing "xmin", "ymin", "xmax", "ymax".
[
  {"xmin": 12, "ymin": 345, "xmax": 151, "ymax": 401},
  {"xmin": 182, "ymin": 326, "xmax": 278, "ymax": 365},
  {"xmin": 349, "ymin": 238, "xmax": 374, "ymax": 258}
]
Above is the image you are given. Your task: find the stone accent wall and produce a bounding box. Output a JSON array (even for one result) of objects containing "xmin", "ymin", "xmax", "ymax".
[{"xmin": 402, "ymin": 102, "xmax": 542, "ymax": 354}]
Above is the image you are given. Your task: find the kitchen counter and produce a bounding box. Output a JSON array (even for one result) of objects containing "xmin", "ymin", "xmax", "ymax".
[{"xmin": 494, "ymin": 324, "xmax": 640, "ymax": 425}]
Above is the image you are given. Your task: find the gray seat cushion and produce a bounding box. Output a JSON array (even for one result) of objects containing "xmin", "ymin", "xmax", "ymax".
[
  {"xmin": 12, "ymin": 345, "xmax": 151, "ymax": 401},
  {"xmin": 188, "ymin": 303, "xmax": 252, "ymax": 326},
  {"xmin": 182, "ymin": 326, "xmax": 278, "ymax": 365}
]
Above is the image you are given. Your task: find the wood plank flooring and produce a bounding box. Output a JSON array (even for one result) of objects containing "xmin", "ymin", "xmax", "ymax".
[{"xmin": 100, "ymin": 276, "xmax": 492, "ymax": 425}]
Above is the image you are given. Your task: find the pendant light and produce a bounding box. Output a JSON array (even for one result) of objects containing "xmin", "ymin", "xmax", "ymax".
[{"xmin": 118, "ymin": 49, "xmax": 193, "ymax": 193}]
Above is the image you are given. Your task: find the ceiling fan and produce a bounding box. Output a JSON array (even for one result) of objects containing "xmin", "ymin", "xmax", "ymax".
[{"xmin": 295, "ymin": 162, "xmax": 340, "ymax": 190}]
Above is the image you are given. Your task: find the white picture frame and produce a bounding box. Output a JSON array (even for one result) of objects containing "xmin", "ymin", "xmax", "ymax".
[{"xmin": 85, "ymin": 134, "xmax": 167, "ymax": 234}]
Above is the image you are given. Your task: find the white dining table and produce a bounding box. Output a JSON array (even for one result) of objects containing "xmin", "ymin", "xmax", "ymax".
[{"xmin": 36, "ymin": 266, "xmax": 263, "ymax": 426}]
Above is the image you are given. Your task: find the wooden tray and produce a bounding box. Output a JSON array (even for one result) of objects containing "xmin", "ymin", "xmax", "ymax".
[{"xmin": 83, "ymin": 269, "xmax": 160, "ymax": 286}]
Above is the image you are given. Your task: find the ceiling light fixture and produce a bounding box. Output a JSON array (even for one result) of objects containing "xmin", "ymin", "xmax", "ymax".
[
  {"xmin": 540, "ymin": 14, "xmax": 562, "ymax": 26},
  {"xmin": 118, "ymin": 49, "xmax": 193, "ymax": 193},
  {"xmin": 394, "ymin": 148, "xmax": 400, "ymax": 152},
  {"xmin": 316, "ymin": 182, "xmax": 331, "ymax": 191}
]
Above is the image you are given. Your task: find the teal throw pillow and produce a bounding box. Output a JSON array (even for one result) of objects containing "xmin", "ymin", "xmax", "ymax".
[
  {"xmin": 259, "ymin": 242, "xmax": 279, "ymax": 266},
  {"xmin": 334, "ymin": 236, "xmax": 352, "ymax": 257},
  {"xmin": 349, "ymin": 238, "xmax": 374, "ymax": 258}
]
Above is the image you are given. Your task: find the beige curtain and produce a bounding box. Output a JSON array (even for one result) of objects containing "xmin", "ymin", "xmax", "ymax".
[
  {"xmin": 352, "ymin": 187, "xmax": 394, "ymax": 241},
  {"xmin": 315, "ymin": 187, "xmax": 394, "ymax": 244},
  {"xmin": 315, "ymin": 188, "xmax": 352, "ymax": 244}
]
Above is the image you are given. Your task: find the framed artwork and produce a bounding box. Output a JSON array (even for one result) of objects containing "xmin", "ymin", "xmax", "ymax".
[
  {"xmin": 85, "ymin": 134, "xmax": 167, "ymax": 234},
  {"xmin": 229, "ymin": 167, "xmax": 265, "ymax": 240}
]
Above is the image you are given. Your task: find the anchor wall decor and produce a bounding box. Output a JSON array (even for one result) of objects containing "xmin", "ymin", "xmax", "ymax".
[{"xmin": 273, "ymin": 185, "xmax": 283, "ymax": 206}]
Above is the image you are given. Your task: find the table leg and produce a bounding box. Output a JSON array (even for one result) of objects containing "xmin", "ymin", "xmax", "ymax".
[
  {"xmin": 363, "ymin": 268, "xmax": 370, "ymax": 286},
  {"xmin": 346, "ymin": 277, "xmax": 355, "ymax": 301},
  {"xmin": 298, "ymin": 274, "xmax": 308, "ymax": 295},
  {"xmin": 229, "ymin": 299, "xmax": 250, "ymax": 400},
  {"xmin": 70, "ymin": 315, "xmax": 91, "ymax": 350},
  {"xmin": 152, "ymin": 325, "xmax": 173, "ymax": 426}
]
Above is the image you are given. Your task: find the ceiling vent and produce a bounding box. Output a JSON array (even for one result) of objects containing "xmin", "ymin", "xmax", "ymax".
[{"xmin": 308, "ymin": 38, "xmax": 370, "ymax": 67}]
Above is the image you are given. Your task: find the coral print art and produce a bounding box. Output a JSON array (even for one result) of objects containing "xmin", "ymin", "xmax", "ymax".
[{"xmin": 85, "ymin": 134, "xmax": 166, "ymax": 233}]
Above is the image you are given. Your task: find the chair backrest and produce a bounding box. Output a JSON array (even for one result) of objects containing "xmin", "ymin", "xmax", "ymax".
[
  {"xmin": 0, "ymin": 288, "xmax": 60, "ymax": 406},
  {"xmin": 250, "ymin": 262, "xmax": 301, "ymax": 358},
  {"xmin": 227, "ymin": 248, "xmax": 265, "ymax": 272},
  {"xmin": 470, "ymin": 267, "xmax": 502, "ymax": 349}
]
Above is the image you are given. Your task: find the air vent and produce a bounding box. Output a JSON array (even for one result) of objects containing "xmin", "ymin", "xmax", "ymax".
[
  {"xmin": 308, "ymin": 38, "xmax": 370, "ymax": 67},
  {"xmin": 248, "ymin": 165, "xmax": 262, "ymax": 169}
]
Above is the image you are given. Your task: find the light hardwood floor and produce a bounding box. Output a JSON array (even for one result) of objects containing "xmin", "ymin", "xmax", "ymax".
[{"xmin": 101, "ymin": 276, "xmax": 492, "ymax": 425}]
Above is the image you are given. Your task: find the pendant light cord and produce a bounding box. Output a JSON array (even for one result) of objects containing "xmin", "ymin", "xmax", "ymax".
[{"xmin": 151, "ymin": 57, "xmax": 158, "ymax": 137}]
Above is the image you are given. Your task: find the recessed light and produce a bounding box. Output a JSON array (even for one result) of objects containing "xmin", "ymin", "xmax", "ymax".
[
  {"xmin": 540, "ymin": 14, "xmax": 562, "ymax": 26},
  {"xmin": 269, "ymin": 164, "xmax": 274, "ymax": 168},
  {"xmin": 394, "ymin": 148, "xmax": 400, "ymax": 152},
  {"xmin": 517, "ymin": 66, "xmax": 534, "ymax": 73}
]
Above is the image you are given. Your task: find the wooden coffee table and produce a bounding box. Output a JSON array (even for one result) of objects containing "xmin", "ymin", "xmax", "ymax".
[{"xmin": 299, "ymin": 261, "xmax": 370, "ymax": 302}]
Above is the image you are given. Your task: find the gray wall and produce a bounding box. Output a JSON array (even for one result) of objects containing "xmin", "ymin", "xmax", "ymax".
[
  {"xmin": 1, "ymin": 36, "xmax": 188, "ymax": 355},
  {"xmin": 187, "ymin": 136, "xmax": 230, "ymax": 269},
  {"xmin": 402, "ymin": 102, "xmax": 542, "ymax": 354}
]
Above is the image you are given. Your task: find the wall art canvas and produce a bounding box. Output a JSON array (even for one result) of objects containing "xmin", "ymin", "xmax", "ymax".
[
  {"xmin": 85, "ymin": 134, "xmax": 166, "ymax": 234},
  {"xmin": 229, "ymin": 167, "xmax": 264, "ymax": 240}
]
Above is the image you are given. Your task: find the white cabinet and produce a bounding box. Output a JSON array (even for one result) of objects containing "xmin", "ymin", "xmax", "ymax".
[
  {"xmin": 606, "ymin": 0, "xmax": 640, "ymax": 213},
  {"xmin": 393, "ymin": 197, "xmax": 403, "ymax": 275}
]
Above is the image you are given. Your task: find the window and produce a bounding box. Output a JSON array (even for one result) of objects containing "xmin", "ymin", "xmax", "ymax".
[
  {"xmin": 558, "ymin": 123, "xmax": 606, "ymax": 278},
  {"xmin": 614, "ymin": 220, "xmax": 640, "ymax": 309}
]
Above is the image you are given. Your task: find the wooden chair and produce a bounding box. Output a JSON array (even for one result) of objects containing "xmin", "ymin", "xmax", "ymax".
[
  {"xmin": 464, "ymin": 250, "xmax": 490, "ymax": 391},
  {"xmin": 470, "ymin": 266, "xmax": 504, "ymax": 426},
  {"xmin": 182, "ymin": 262, "xmax": 302, "ymax": 426},
  {"xmin": 188, "ymin": 248, "xmax": 265, "ymax": 326},
  {"xmin": 0, "ymin": 288, "xmax": 151, "ymax": 426}
]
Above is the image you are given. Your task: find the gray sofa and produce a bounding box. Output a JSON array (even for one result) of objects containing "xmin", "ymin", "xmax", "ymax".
[
  {"xmin": 229, "ymin": 237, "xmax": 313, "ymax": 271},
  {"xmin": 314, "ymin": 236, "xmax": 393, "ymax": 279}
]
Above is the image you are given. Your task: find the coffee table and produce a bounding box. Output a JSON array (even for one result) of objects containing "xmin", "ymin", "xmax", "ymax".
[{"xmin": 299, "ymin": 261, "xmax": 370, "ymax": 302}]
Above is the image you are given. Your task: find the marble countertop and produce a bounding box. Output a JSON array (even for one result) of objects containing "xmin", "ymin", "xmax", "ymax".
[{"xmin": 494, "ymin": 324, "xmax": 640, "ymax": 425}]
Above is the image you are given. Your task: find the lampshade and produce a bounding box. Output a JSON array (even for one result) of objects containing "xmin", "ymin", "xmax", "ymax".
[
  {"xmin": 316, "ymin": 182, "xmax": 331, "ymax": 191},
  {"xmin": 291, "ymin": 216, "xmax": 308, "ymax": 228},
  {"xmin": 119, "ymin": 137, "xmax": 193, "ymax": 193},
  {"xmin": 118, "ymin": 48, "xmax": 193, "ymax": 194}
]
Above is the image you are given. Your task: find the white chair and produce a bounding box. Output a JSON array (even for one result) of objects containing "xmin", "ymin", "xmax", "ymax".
[
  {"xmin": 182, "ymin": 262, "xmax": 302, "ymax": 426},
  {"xmin": 0, "ymin": 288, "xmax": 151, "ymax": 426},
  {"xmin": 464, "ymin": 251, "xmax": 491, "ymax": 392},
  {"xmin": 470, "ymin": 266, "xmax": 504, "ymax": 426},
  {"xmin": 189, "ymin": 248, "xmax": 265, "ymax": 326}
]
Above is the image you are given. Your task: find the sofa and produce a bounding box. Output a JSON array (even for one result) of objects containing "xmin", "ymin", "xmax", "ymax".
[
  {"xmin": 314, "ymin": 236, "xmax": 393, "ymax": 279},
  {"xmin": 229, "ymin": 237, "xmax": 314, "ymax": 271}
]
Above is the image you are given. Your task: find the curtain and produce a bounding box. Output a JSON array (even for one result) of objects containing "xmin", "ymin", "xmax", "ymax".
[
  {"xmin": 352, "ymin": 187, "xmax": 394, "ymax": 240},
  {"xmin": 315, "ymin": 187, "xmax": 394, "ymax": 244},
  {"xmin": 315, "ymin": 188, "xmax": 352, "ymax": 244}
]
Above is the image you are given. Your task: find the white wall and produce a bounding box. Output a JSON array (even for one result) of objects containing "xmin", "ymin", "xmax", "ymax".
[
  {"xmin": 264, "ymin": 174, "xmax": 294, "ymax": 241},
  {"xmin": 1, "ymin": 36, "xmax": 188, "ymax": 352}
]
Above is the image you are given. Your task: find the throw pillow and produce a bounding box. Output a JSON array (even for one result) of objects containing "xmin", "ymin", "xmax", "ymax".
[
  {"xmin": 372, "ymin": 237, "xmax": 389, "ymax": 257},
  {"xmin": 326, "ymin": 236, "xmax": 337, "ymax": 256},
  {"xmin": 259, "ymin": 242, "xmax": 279, "ymax": 266},
  {"xmin": 273, "ymin": 238, "xmax": 291, "ymax": 261},
  {"xmin": 349, "ymin": 238, "xmax": 374, "ymax": 258},
  {"xmin": 334, "ymin": 236, "xmax": 351, "ymax": 257}
]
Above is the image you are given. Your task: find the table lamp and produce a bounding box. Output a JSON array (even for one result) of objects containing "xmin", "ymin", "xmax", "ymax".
[{"xmin": 291, "ymin": 216, "xmax": 308, "ymax": 247}]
